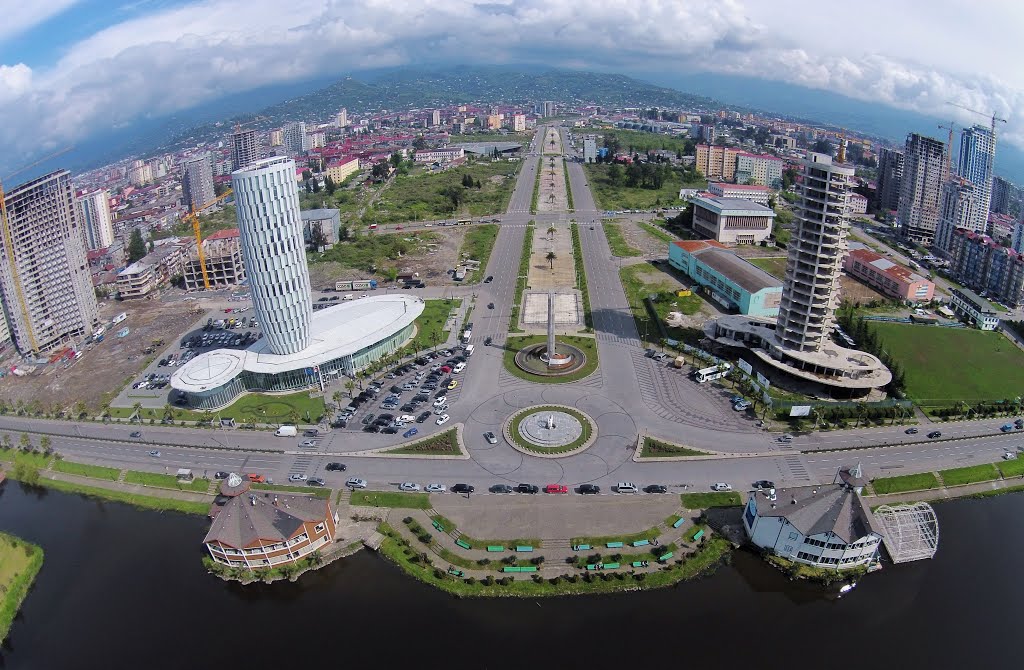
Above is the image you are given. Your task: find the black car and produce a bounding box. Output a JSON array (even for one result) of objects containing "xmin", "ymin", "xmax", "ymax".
[
  {"xmin": 130, "ymin": 431, "xmax": 142, "ymax": 438},
  {"xmin": 488, "ymin": 302, "xmax": 494, "ymax": 309},
  {"xmin": 905, "ymin": 427, "xmax": 919, "ymax": 434},
  {"xmin": 484, "ymin": 275, "xmax": 493, "ymax": 283},
  {"xmin": 514, "ymin": 483, "xmax": 539, "ymax": 494},
  {"xmin": 325, "ymin": 462, "xmax": 347, "ymax": 471},
  {"xmin": 484, "ymin": 336, "xmax": 493, "ymax": 346},
  {"xmin": 364, "ymin": 424, "xmax": 382, "ymax": 433},
  {"xmin": 451, "ymin": 483, "xmax": 475, "ymax": 494},
  {"xmin": 489, "ymin": 484, "xmax": 513, "ymax": 494},
  {"xmin": 390, "ymin": 385, "xmax": 404, "ymax": 394},
  {"xmin": 382, "ymin": 426, "xmax": 399, "ymax": 434},
  {"xmin": 417, "ymin": 411, "xmax": 432, "ymax": 423},
  {"xmin": 414, "ymin": 394, "xmax": 429, "ymax": 402},
  {"xmin": 214, "ymin": 471, "xmax": 230, "ymax": 480},
  {"xmin": 928, "ymin": 430, "xmax": 942, "ymax": 438},
  {"xmin": 331, "ymin": 419, "xmax": 348, "ymax": 429},
  {"xmin": 643, "ymin": 484, "xmax": 668, "ymax": 494},
  {"xmin": 578, "ymin": 484, "xmax": 601, "ymax": 494},
  {"xmin": 362, "ymin": 413, "xmax": 376, "ymax": 425},
  {"xmin": 401, "ymin": 403, "xmax": 417, "ymax": 412},
  {"xmin": 307, "ymin": 477, "xmax": 326, "ymax": 487},
  {"xmin": 751, "ymin": 480, "xmax": 775, "ymax": 491}
]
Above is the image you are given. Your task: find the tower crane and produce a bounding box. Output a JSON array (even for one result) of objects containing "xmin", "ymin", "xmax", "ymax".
[
  {"xmin": 937, "ymin": 121, "xmax": 957, "ymax": 176},
  {"xmin": 181, "ymin": 188, "xmax": 233, "ymax": 290},
  {"xmin": 948, "ymin": 102, "xmax": 1008, "ymax": 134}
]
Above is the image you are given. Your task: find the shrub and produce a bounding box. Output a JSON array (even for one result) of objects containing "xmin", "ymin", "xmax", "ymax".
[
  {"xmin": 403, "ymin": 516, "xmax": 413, "ymax": 524},
  {"xmin": 482, "ymin": 575, "xmax": 494, "ymax": 586},
  {"xmin": 531, "ymin": 556, "xmax": 545, "ymax": 565},
  {"xmin": 465, "ymin": 576, "xmax": 476, "ymax": 585},
  {"xmin": 477, "ymin": 558, "xmax": 491, "ymax": 566},
  {"xmin": 433, "ymin": 568, "xmax": 445, "ymax": 579},
  {"xmin": 634, "ymin": 572, "xmax": 647, "ymax": 582}
]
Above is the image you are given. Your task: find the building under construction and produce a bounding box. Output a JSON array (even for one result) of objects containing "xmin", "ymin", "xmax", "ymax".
[{"xmin": 183, "ymin": 228, "xmax": 246, "ymax": 291}]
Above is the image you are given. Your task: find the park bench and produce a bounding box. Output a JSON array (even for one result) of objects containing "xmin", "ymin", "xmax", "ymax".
[
  {"xmin": 572, "ymin": 544, "xmax": 591, "ymax": 551},
  {"xmin": 516, "ymin": 545, "xmax": 534, "ymax": 552},
  {"xmin": 672, "ymin": 517, "xmax": 685, "ymax": 529},
  {"xmin": 605, "ymin": 541, "xmax": 624, "ymax": 549},
  {"xmin": 456, "ymin": 539, "xmax": 471, "ymax": 550},
  {"xmin": 603, "ymin": 562, "xmax": 620, "ymax": 569},
  {"xmin": 432, "ymin": 520, "xmax": 444, "ymax": 532},
  {"xmin": 691, "ymin": 529, "xmax": 704, "ymax": 542},
  {"xmin": 586, "ymin": 564, "xmax": 602, "ymax": 571},
  {"xmin": 657, "ymin": 551, "xmax": 674, "ymax": 562},
  {"xmin": 487, "ymin": 545, "xmax": 505, "ymax": 552},
  {"xmin": 447, "ymin": 566, "xmax": 464, "ymax": 577},
  {"xmin": 632, "ymin": 539, "xmax": 649, "ymax": 547},
  {"xmin": 631, "ymin": 561, "xmax": 649, "ymax": 568}
]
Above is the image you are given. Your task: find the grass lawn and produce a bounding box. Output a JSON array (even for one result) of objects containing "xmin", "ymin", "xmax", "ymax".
[
  {"xmin": 604, "ymin": 223, "xmax": 642, "ymax": 257},
  {"xmin": 310, "ymin": 230, "xmax": 441, "ymax": 276},
  {"xmin": 939, "ymin": 463, "xmax": 1000, "ymax": 487},
  {"xmin": 871, "ymin": 472, "xmax": 940, "ymax": 494},
  {"xmin": 585, "ymin": 127, "xmax": 695, "ymax": 155},
  {"xmin": 619, "ymin": 263, "xmax": 704, "ymax": 346},
  {"xmin": 502, "ymin": 335, "xmax": 599, "ymax": 384},
  {"xmin": 124, "ymin": 471, "xmax": 210, "ymax": 492},
  {"xmin": 369, "ymin": 161, "xmax": 519, "ymax": 223},
  {"xmin": 53, "ymin": 460, "xmax": 120, "ymax": 481},
  {"xmin": 0, "ymin": 448, "xmax": 51, "ymax": 469},
  {"xmin": 747, "ymin": 256, "xmax": 788, "ymax": 280},
  {"xmin": 997, "ymin": 456, "xmax": 1024, "ymax": 478},
  {"xmin": 509, "ymin": 224, "xmax": 534, "ymax": 332},
  {"xmin": 638, "ymin": 221, "xmax": 675, "ymax": 244},
  {"xmin": 385, "ymin": 428, "xmax": 462, "ymax": 456},
  {"xmin": 639, "ymin": 437, "xmax": 710, "ymax": 458},
  {"xmin": 508, "ymin": 406, "xmax": 593, "ymax": 454},
  {"xmin": 413, "ymin": 298, "xmax": 461, "ymax": 350},
  {"xmin": 116, "ymin": 389, "xmax": 328, "ymax": 426},
  {"xmin": 570, "ymin": 526, "xmax": 662, "ymax": 547},
  {"xmin": 870, "ymin": 323, "xmax": 1024, "ymax": 404},
  {"xmin": 0, "ymin": 532, "xmax": 44, "ymax": 643},
  {"xmin": 33, "ymin": 477, "xmax": 210, "ymax": 515},
  {"xmin": 681, "ymin": 492, "xmax": 743, "ymax": 508},
  {"xmin": 584, "ymin": 163, "xmax": 704, "ymax": 212},
  {"xmin": 458, "ymin": 224, "xmax": 499, "ymax": 283},
  {"xmin": 251, "ymin": 482, "xmax": 332, "ymax": 498},
  {"xmin": 351, "ymin": 490, "xmax": 431, "ymax": 509}
]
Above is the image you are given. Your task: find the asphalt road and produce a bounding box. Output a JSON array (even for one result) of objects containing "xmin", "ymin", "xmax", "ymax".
[{"xmin": 8, "ymin": 126, "xmax": 1022, "ymax": 495}]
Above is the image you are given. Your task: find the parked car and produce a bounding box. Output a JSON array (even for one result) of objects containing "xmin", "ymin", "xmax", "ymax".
[
  {"xmin": 644, "ymin": 484, "xmax": 668, "ymax": 494},
  {"xmin": 752, "ymin": 480, "xmax": 775, "ymax": 490},
  {"xmin": 447, "ymin": 380, "xmax": 459, "ymax": 390},
  {"xmin": 1004, "ymin": 451, "xmax": 1017, "ymax": 460},
  {"xmin": 711, "ymin": 482, "xmax": 732, "ymax": 491},
  {"xmin": 417, "ymin": 411, "xmax": 432, "ymax": 423},
  {"xmin": 433, "ymin": 396, "xmax": 448, "ymax": 407},
  {"xmin": 451, "ymin": 483, "xmax": 475, "ymax": 494},
  {"xmin": 346, "ymin": 478, "xmax": 368, "ymax": 489},
  {"xmin": 307, "ymin": 477, "xmax": 326, "ymax": 487},
  {"xmin": 247, "ymin": 473, "xmax": 266, "ymax": 483},
  {"xmin": 515, "ymin": 483, "xmax": 540, "ymax": 494},
  {"xmin": 213, "ymin": 471, "xmax": 230, "ymax": 480},
  {"xmin": 403, "ymin": 427, "xmax": 419, "ymax": 438},
  {"xmin": 289, "ymin": 474, "xmax": 308, "ymax": 482},
  {"xmin": 544, "ymin": 484, "xmax": 568, "ymax": 494},
  {"xmin": 453, "ymin": 362, "xmax": 466, "ymax": 374},
  {"xmin": 578, "ymin": 484, "xmax": 600, "ymax": 494},
  {"xmin": 433, "ymin": 405, "xmax": 449, "ymax": 415},
  {"xmin": 325, "ymin": 462, "xmax": 347, "ymax": 471},
  {"xmin": 425, "ymin": 483, "xmax": 447, "ymax": 493},
  {"xmin": 489, "ymin": 484, "xmax": 514, "ymax": 494},
  {"xmin": 616, "ymin": 482, "xmax": 638, "ymax": 494},
  {"xmin": 484, "ymin": 431, "xmax": 498, "ymax": 444},
  {"xmin": 435, "ymin": 414, "xmax": 450, "ymax": 426},
  {"xmin": 399, "ymin": 482, "xmax": 421, "ymax": 492}
]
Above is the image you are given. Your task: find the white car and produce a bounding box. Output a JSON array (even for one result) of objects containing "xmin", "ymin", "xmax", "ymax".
[
  {"xmin": 289, "ymin": 474, "xmax": 308, "ymax": 482},
  {"xmin": 399, "ymin": 482, "xmax": 421, "ymax": 492},
  {"xmin": 484, "ymin": 431, "xmax": 498, "ymax": 444},
  {"xmin": 452, "ymin": 362, "xmax": 466, "ymax": 374},
  {"xmin": 432, "ymin": 396, "xmax": 448, "ymax": 407},
  {"xmin": 346, "ymin": 477, "xmax": 368, "ymax": 489},
  {"xmin": 433, "ymin": 405, "xmax": 449, "ymax": 415},
  {"xmin": 711, "ymin": 482, "xmax": 733, "ymax": 492},
  {"xmin": 398, "ymin": 414, "xmax": 416, "ymax": 423},
  {"xmin": 435, "ymin": 414, "xmax": 450, "ymax": 426},
  {"xmin": 425, "ymin": 483, "xmax": 447, "ymax": 493},
  {"xmin": 431, "ymin": 364, "xmax": 442, "ymax": 372},
  {"xmin": 616, "ymin": 482, "xmax": 638, "ymax": 494},
  {"xmin": 299, "ymin": 439, "xmax": 317, "ymax": 447}
]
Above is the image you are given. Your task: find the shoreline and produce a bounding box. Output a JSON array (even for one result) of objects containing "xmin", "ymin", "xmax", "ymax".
[{"xmin": 0, "ymin": 531, "xmax": 44, "ymax": 643}]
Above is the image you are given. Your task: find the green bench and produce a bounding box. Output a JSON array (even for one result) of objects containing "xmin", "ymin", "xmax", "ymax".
[
  {"xmin": 631, "ymin": 560, "xmax": 649, "ymax": 568},
  {"xmin": 586, "ymin": 564, "xmax": 601, "ymax": 571},
  {"xmin": 519, "ymin": 565, "xmax": 538, "ymax": 572},
  {"xmin": 603, "ymin": 562, "xmax": 620, "ymax": 570},
  {"xmin": 632, "ymin": 539, "xmax": 649, "ymax": 547},
  {"xmin": 657, "ymin": 551, "xmax": 674, "ymax": 562},
  {"xmin": 432, "ymin": 520, "xmax": 444, "ymax": 532},
  {"xmin": 606, "ymin": 541, "xmax": 624, "ymax": 549},
  {"xmin": 691, "ymin": 529, "xmax": 704, "ymax": 542},
  {"xmin": 487, "ymin": 545, "xmax": 505, "ymax": 552},
  {"xmin": 516, "ymin": 545, "xmax": 534, "ymax": 552},
  {"xmin": 456, "ymin": 539, "xmax": 471, "ymax": 550},
  {"xmin": 447, "ymin": 566, "xmax": 464, "ymax": 577},
  {"xmin": 502, "ymin": 566, "xmax": 520, "ymax": 573},
  {"xmin": 672, "ymin": 517, "xmax": 685, "ymax": 529},
  {"xmin": 572, "ymin": 544, "xmax": 591, "ymax": 551}
]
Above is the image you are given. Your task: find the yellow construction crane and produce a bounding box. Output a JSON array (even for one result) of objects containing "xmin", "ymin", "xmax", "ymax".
[
  {"xmin": 0, "ymin": 146, "xmax": 75, "ymax": 353},
  {"xmin": 181, "ymin": 188, "xmax": 233, "ymax": 290}
]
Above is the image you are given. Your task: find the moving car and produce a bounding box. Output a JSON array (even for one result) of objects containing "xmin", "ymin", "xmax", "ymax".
[
  {"xmin": 1001, "ymin": 423, "xmax": 1015, "ymax": 432},
  {"xmin": 425, "ymin": 483, "xmax": 447, "ymax": 493},
  {"xmin": 544, "ymin": 484, "xmax": 568, "ymax": 494},
  {"xmin": 345, "ymin": 478, "xmax": 368, "ymax": 489},
  {"xmin": 147, "ymin": 450, "xmax": 161, "ymax": 457},
  {"xmin": 616, "ymin": 482, "xmax": 638, "ymax": 494},
  {"xmin": 644, "ymin": 484, "xmax": 668, "ymax": 494},
  {"xmin": 752, "ymin": 480, "xmax": 775, "ymax": 490},
  {"xmin": 484, "ymin": 431, "xmax": 498, "ymax": 444},
  {"xmin": 711, "ymin": 482, "xmax": 733, "ymax": 491},
  {"xmin": 484, "ymin": 336, "xmax": 493, "ymax": 346},
  {"xmin": 489, "ymin": 484, "xmax": 513, "ymax": 494},
  {"xmin": 905, "ymin": 427, "xmax": 919, "ymax": 434},
  {"xmin": 130, "ymin": 431, "xmax": 142, "ymax": 438},
  {"xmin": 578, "ymin": 484, "xmax": 600, "ymax": 494},
  {"xmin": 299, "ymin": 439, "xmax": 317, "ymax": 447},
  {"xmin": 325, "ymin": 462, "xmax": 347, "ymax": 471},
  {"xmin": 451, "ymin": 483, "xmax": 475, "ymax": 494},
  {"xmin": 928, "ymin": 431, "xmax": 942, "ymax": 439},
  {"xmin": 515, "ymin": 483, "xmax": 539, "ymax": 494},
  {"xmin": 484, "ymin": 275, "xmax": 494, "ymax": 283},
  {"xmin": 435, "ymin": 414, "xmax": 450, "ymax": 426},
  {"xmin": 487, "ymin": 302, "xmax": 494, "ymax": 309},
  {"xmin": 399, "ymin": 482, "xmax": 421, "ymax": 492}
]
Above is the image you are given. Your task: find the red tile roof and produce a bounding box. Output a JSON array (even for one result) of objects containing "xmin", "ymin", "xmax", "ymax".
[
  {"xmin": 672, "ymin": 239, "xmax": 727, "ymax": 253},
  {"xmin": 206, "ymin": 228, "xmax": 239, "ymax": 241}
]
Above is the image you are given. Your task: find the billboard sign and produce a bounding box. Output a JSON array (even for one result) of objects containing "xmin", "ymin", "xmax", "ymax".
[
  {"xmin": 738, "ymin": 359, "xmax": 753, "ymax": 375},
  {"xmin": 790, "ymin": 405, "xmax": 812, "ymax": 417},
  {"xmin": 756, "ymin": 372, "xmax": 770, "ymax": 388}
]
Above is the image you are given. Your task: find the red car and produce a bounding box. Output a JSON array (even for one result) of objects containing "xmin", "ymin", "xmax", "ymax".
[
  {"xmin": 544, "ymin": 484, "xmax": 568, "ymax": 494},
  {"xmin": 440, "ymin": 365, "xmax": 452, "ymax": 373},
  {"xmin": 247, "ymin": 473, "xmax": 266, "ymax": 483}
]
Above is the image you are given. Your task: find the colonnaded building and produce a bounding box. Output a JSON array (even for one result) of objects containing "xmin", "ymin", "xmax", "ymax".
[{"xmin": 171, "ymin": 157, "xmax": 423, "ymax": 409}]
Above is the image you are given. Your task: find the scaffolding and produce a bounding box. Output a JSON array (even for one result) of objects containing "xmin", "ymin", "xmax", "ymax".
[{"xmin": 874, "ymin": 502, "xmax": 939, "ymax": 563}]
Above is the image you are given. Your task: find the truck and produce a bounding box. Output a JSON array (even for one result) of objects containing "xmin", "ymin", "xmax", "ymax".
[
  {"xmin": 112, "ymin": 311, "xmax": 128, "ymax": 324},
  {"xmin": 673, "ymin": 356, "xmax": 685, "ymax": 369},
  {"xmin": 464, "ymin": 344, "xmax": 475, "ymax": 357},
  {"xmin": 274, "ymin": 425, "xmax": 297, "ymax": 437}
]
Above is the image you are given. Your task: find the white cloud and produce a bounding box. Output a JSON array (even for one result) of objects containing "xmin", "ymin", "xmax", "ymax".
[
  {"xmin": 0, "ymin": 0, "xmax": 83, "ymax": 41},
  {"xmin": 1, "ymin": 0, "xmax": 1022, "ymax": 167}
]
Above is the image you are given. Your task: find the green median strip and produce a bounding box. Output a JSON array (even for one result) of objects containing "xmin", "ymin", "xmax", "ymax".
[
  {"xmin": 939, "ymin": 463, "xmax": 1000, "ymax": 487},
  {"xmin": 871, "ymin": 472, "xmax": 940, "ymax": 495},
  {"xmin": 124, "ymin": 470, "xmax": 210, "ymax": 492}
]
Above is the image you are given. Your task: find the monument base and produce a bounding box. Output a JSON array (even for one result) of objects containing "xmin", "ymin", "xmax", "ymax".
[
  {"xmin": 540, "ymin": 349, "xmax": 575, "ymax": 369},
  {"xmin": 514, "ymin": 342, "xmax": 587, "ymax": 377}
]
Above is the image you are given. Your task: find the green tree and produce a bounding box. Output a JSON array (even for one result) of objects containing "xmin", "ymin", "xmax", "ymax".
[
  {"xmin": 12, "ymin": 462, "xmax": 40, "ymax": 486},
  {"xmin": 325, "ymin": 176, "xmax": 336, "ymax": 195},
  {"xmin": 344, "ymin": 380, "xmax": 356, "ymax": 398},
  {"xmin": 390, "ymin": 152, "xmax": 403, "ymax": 168},
  {"xmin": 73, "ymin": 400, "xmax": 88, "ymax": 420},
  {"xmin": 443, "ymin": 185, "xmax": 465, "ymax": 210},
  {"xmin": 546, "ymin": 251, "xmax": 557, "ymax": 269},
  {"xmin": 127, "ymin": 228, "xmax": 147, "ymax": 263},
  {"xmin": 607, "ymin": 163, "xmax": 624, "ymax": 187},
  {"xmin": 40, "ymin": 435, "xmax": 52, "ymax": 454},
  {"xmin": 19, "ymin": 432, "xmax": 31, "ymax": 452},
  {"xmin": 302, "ymin": 169, "xmax": 313, "ymax": 181},
  {"xmin": 547, "ymin": 225, "xmax": 557, "ymax": 239}
]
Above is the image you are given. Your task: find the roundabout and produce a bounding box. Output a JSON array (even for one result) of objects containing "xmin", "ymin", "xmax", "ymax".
[{"xmin": 503, "ymin": 404, "xmax": 598, "ymax": 458}]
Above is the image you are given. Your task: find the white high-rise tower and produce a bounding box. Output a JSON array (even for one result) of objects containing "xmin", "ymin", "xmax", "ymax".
[{"xmin": 231, "ymin": 157, "xmax": 312, "ymax": 355}]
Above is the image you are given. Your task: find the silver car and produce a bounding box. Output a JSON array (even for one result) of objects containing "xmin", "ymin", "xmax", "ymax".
[{"xmin": 346, "ymin": 478, "xmax": 368, "ymax": 489}]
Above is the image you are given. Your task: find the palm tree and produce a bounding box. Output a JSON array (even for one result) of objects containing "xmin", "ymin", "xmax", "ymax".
[
  {"xmin": 331, "ymin": 391, "xmax": 344, "ymax": 408},
  {"xmin": 162, "ymin": 403, "xmax": 174, "ymax": 422},
  {"xmin": 811, "ymin": 406, "xmax": 825, "ymax": 431},
  {"xmin": 100, "ymin": 402, "xmax": 111, "ymax": 421},
  {"xmin": 131, "ymin": 402, "xmax": 143, "ymax": 423},
  {"xmin": 854, "ymin": 402, "xmax": 868, "ymax": 428},
  {"xmin": 344, "ymin": 380, "xmax": 356, "ymax": 398},
  {"xmin": 546, "ymin": 251, "xmax": 557, "ymax": 269},
  {"xmin": 547, "ymin": 225, "xmax": 556, "ymax": 239},
  {"xmin": 19, "ymin": 433, "xmax": 32, "ymax": 452}
]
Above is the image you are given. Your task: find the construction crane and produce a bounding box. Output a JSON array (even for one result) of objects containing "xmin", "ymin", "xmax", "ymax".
[
  {"xmin": 948, "ymin": 102, "xmax": 1008, "ymax": 134},
  {"xmin": 937, "ymin": 121, "xmax": 957, "ymax": 176},
  {"xmin": 181, "ymin": 188, "xmax": 233, "ymax": 290},
  {"xmin": 0, "ymin": 146, "xmax": 75, "ymax": 353}
]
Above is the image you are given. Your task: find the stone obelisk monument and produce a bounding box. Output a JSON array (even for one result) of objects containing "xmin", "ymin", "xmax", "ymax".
[{"xmin": 546, "ymin": 290, "xmax": 557, "ymax": 367}]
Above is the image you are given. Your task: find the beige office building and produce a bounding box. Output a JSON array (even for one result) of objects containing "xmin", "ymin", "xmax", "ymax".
[{"xmin": 0, "ymin": 170, "xmax": 98, "ymax": 354}]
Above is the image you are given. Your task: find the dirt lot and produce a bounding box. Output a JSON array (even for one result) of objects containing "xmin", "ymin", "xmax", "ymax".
[
  {"xmin": 617, "ymin": 220, "xmax": 673, "ymax": 256},
  {"xmin": 0, "ymin": 300, "xmax": 200, "ymax": 412},
  {"xmin": 839, "ymin": 274, "xmax": 889, "ymax": 305},
  {"xmin": 306, "ymin": 227, "xmax": 469, "ymax": 289}
]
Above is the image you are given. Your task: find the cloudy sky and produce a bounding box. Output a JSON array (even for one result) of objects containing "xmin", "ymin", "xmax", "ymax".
[{"xmin": 1, "ymin": 0, "xmax": 1022, "ymax": 170}]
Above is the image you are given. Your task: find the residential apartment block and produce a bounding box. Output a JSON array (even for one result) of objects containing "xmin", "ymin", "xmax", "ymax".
[
  {"xmin": 116, "ymin": 238, "xmax": 192, "ymax": 299},
  {"xmin": 283, "ymin": 121, "xmax": 310, "ymax": 154},
  {"xmin": 231, "ymin": 128, "xmax": 260, "ymax": 171},
  {"xmin": 695, "ymin": 145, "xmax": 739, "ymax": 181},
  {"xmin": 876, "ymin": 147, "xmax": 904, "ymax": 213},
  {"xmin": 843, "ymin": 248, "xmax": 934, "ymax": 302},
  {"xmin": 414, "ymin": 147, "xmax": 465, "ymax": 163},
  {"xmin": 75, "ymin": 189, "xmax": 114, "ymax": 250},
  {"xmin": 181, "ymin": 154, "xmax": 215, "ymax": 212},
  {"xmin": 948, "ymin": 228, "xmax": 1024, "ymax": 308},
  {"xmin": 326, "ymin": 157, "xmax": 359, "ymax": 184},
  {"xmin": 0, "ymin": 170, "xmax": 98, "ymax": 354},
  {"xmin": 898, "ymin": 133, "xmax": 947, "ymax": 244},
  {"xmin": 735, "ymin": 152, "xmax": 783, "ymax": 188},
  {"xmin": 957, "ymin": 124, "xmax": 996, "ymax": 233}
]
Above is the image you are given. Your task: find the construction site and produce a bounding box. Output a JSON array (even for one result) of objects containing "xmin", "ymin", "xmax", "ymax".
[{"xmin": 182, "ymin": 228, "xmax": 245, "ymax": 291}]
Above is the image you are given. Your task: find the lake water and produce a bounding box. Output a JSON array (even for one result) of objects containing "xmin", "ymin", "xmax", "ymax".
[{"xmin": 0, "ymin": 482, "xmax": 1018, "ymax": 668}]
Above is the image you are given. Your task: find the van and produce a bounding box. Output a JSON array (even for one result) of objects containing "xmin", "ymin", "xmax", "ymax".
[
  {"xmin": 275, "ymin": 425, "xmax": 298, "ymax": 437},
  {"xmin": 464, "ymin": 344, "xmax": 475, "ymax": 357},
  {"xmin": 343, "ymin": 294, "xmax": 354, "ymax": 301}
]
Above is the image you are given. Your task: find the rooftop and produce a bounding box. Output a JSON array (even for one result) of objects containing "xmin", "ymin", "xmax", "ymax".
[
  {"xmin": 847, "ymin": 248, "xmax": 929, "ymax": 284},
  {"xmin": 692, "ymin": 195, "xmax": 775, "ymax": 216},
  {"xmin": 750, "ymin": 481, "xmax": 882, "ymax": 544},
  {"xmin": 300, "ymin": 209, "xmax": 340, "ymax": 220},
  {"xmin": 204, "ymin": 491, "xmax": 330, "ymax": 549},
  {"xmin": 692, "ymin": 248, "xmax": 781, "ymax": 294},
  {"xmin": 708, "ymin": 182, "xmax": 771, "ymax": 192},
  {"xmin": 171, "ymin": 294, "xmax": 424, "ymax": 393},
  {"xmin": 672, "ymin": 239, "xmax": 727, "ymax": 254}
]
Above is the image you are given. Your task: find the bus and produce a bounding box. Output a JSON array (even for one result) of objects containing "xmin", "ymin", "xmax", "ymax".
[
  {"xmin": 693, "ymin": 362, "xmax": 731, "ymax": 384},
  {"xmin": 456, "ymin": 219, "xmax": 472, "ymax": 226}
]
